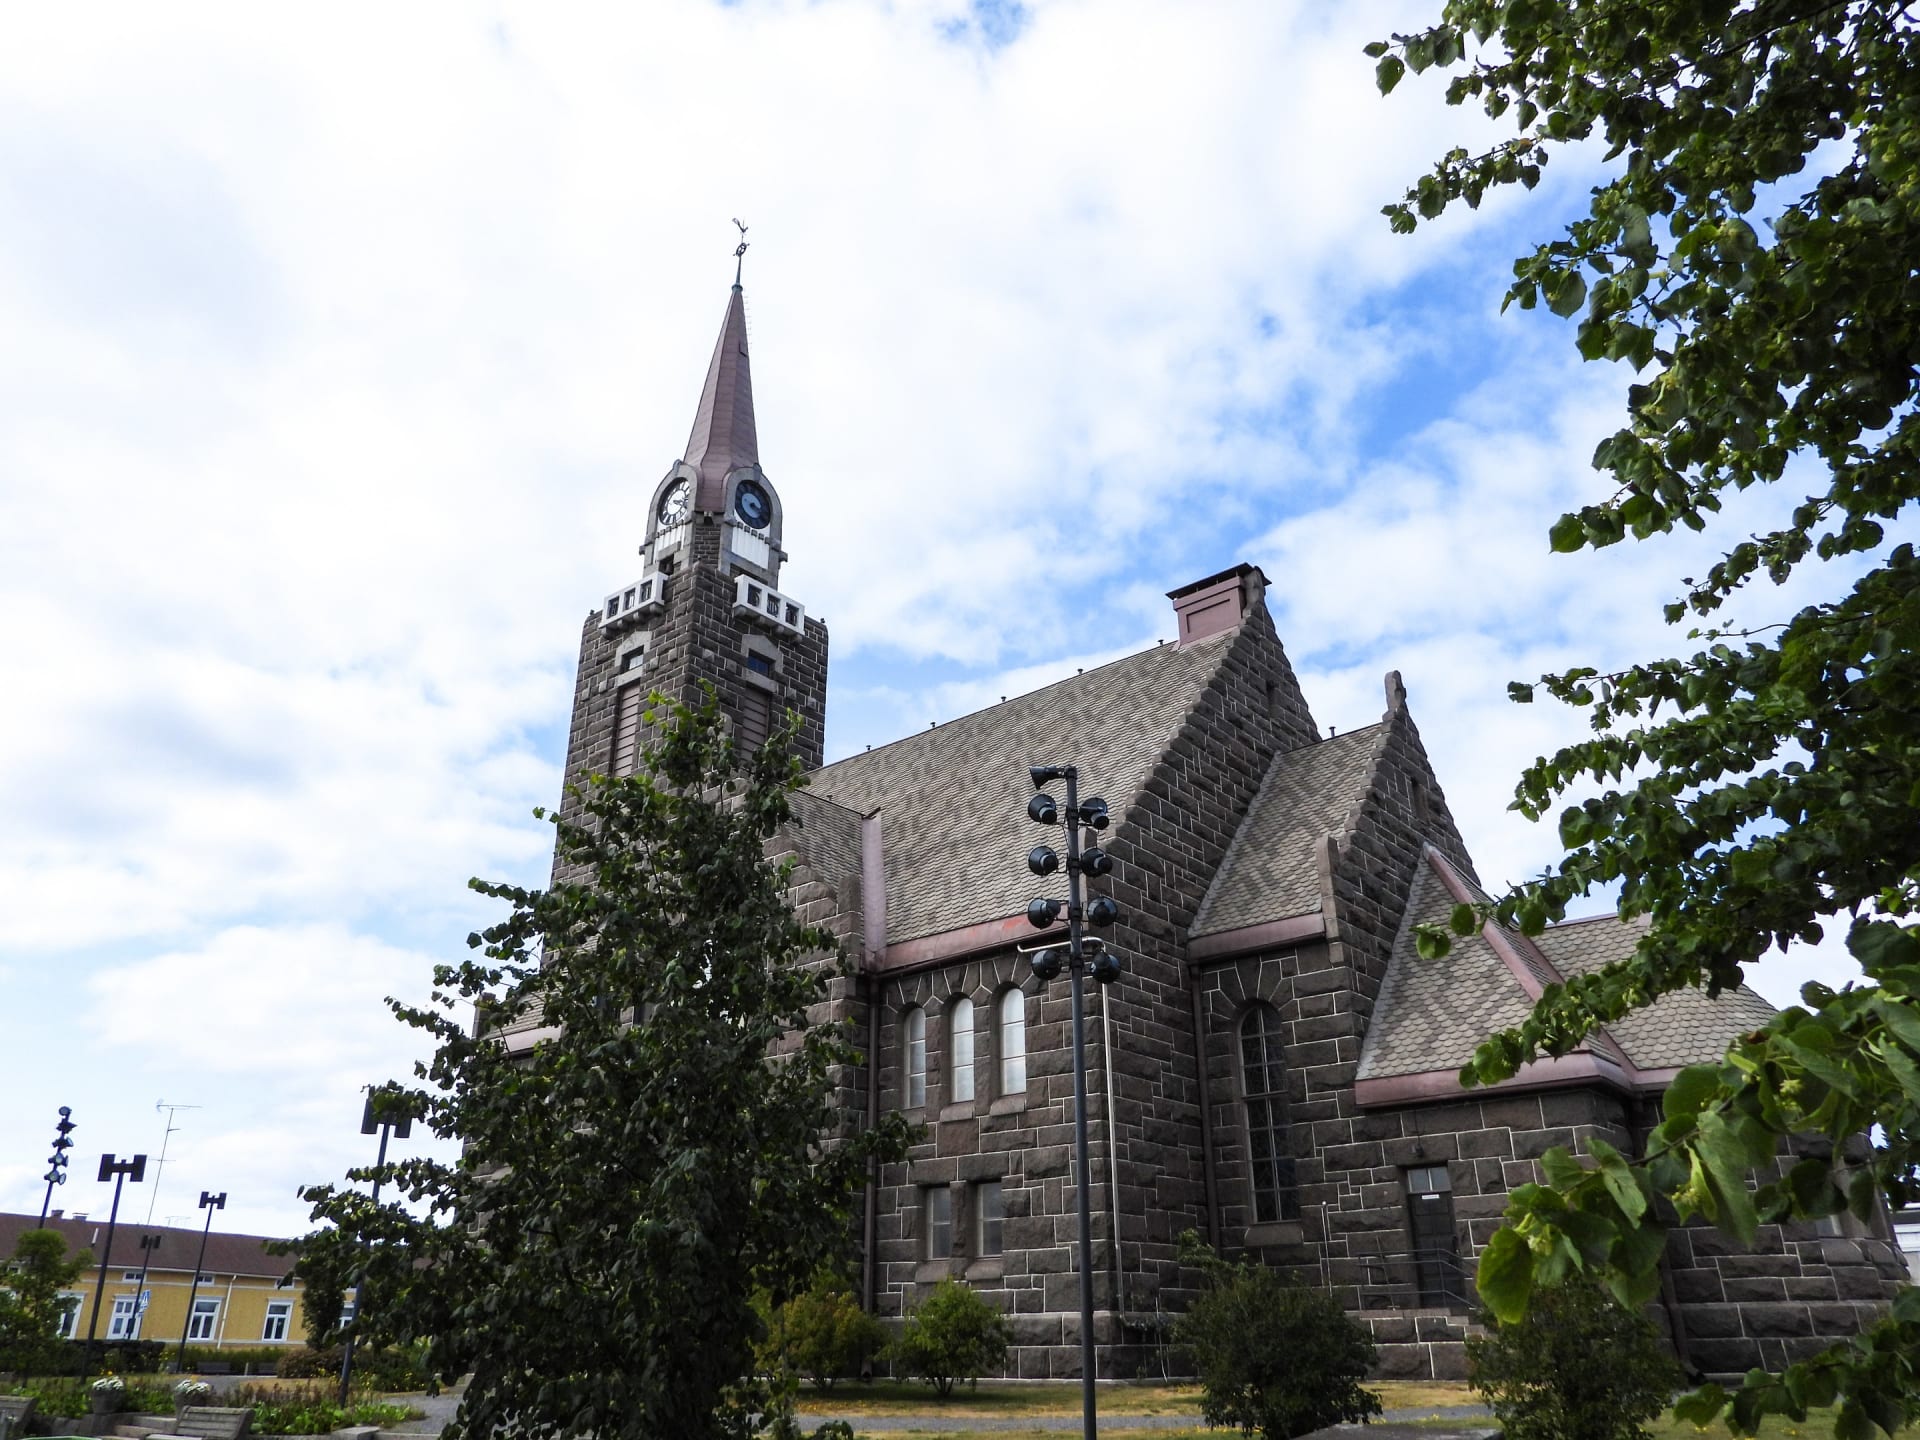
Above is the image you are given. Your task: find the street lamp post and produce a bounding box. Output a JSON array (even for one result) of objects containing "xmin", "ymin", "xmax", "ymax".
[
  {"xmin": 82, "ymin": 1154, "xmax": 147, "ymax": 1378},
  {"xmin": 177, "ymin": 1192, "xmax": 227, "ymax": 1372},
  {"xmin": 39, "ymin": 1108, "xmax": 75, "ymax": 1225},
  {"xmin": 129, "ymin": 1233, "xmax": 163, "ymax": 1344},
  {"xmin": 1021, "ymin": 764, "xmax": 1123, "ymax": 1440},
  {"xmin": 339, "ymin": 1091, "xmax": 410, "ymax": 1406}
]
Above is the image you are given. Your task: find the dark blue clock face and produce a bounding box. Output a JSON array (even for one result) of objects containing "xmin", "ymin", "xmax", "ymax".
[{"xmin": 734, "ymin": 480, "xmax": 771, "ymax": 529}]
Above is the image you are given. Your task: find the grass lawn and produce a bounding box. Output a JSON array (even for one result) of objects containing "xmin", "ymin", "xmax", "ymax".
[
  {"xmin": 794, "ymin": 1378, "xmax": 1480, "ymax": 1421},
  {"xmin": 793, "ymin": 1380, "xmax": 1205, "ymax": 1417}
]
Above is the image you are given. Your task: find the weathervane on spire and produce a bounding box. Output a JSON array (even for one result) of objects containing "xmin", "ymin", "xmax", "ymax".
[{"xmin": 731, "ymin": 217, "xmax": 749, "ymax": 287}]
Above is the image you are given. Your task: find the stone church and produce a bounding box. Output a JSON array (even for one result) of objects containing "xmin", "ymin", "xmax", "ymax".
[{"xmin": 537, "ymin": 274, "xmax": 1910, "ymax": 1381}]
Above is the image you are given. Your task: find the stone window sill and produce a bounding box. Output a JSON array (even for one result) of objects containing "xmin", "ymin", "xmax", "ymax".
[{"xmin": 1243, "ymin": 1221, "xmax": 1305, "ymax": 1248}]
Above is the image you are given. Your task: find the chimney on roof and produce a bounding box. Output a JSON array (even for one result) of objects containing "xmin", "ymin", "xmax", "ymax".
[
  {"xmin": 48, "ymin": 1209, "xmax": 62, "ymax": 1220},
  {"xmin": 1168, "ymin": 563, "xmax": 1268, "ymax": 648}
]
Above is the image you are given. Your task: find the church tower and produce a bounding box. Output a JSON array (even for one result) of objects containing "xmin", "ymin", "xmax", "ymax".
[{"xmin": 551, "ymin": 272, "xmax": 829, "ymax": 865}]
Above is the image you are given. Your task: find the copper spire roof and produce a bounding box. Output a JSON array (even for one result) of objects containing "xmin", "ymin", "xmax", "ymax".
[{"xmin": 682, "ymin": 283, "xmax": 759, "ymax": 512}]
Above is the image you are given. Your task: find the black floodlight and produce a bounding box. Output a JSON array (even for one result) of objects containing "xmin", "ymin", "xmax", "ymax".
[
  {"xmin": 1029, "ymin": 764, "xmax": 1069, "ymax": 788},
  {"xmin": 1080, "ymin": 846, "xmax": 1112, "ymax": 878},
  {"xmin": 1030, "ymin": 947, "xmax": 1065, "ymax": 981},
  {"xmin": 1027, "ymin": 792, "xmax": 1059, "ymax": 825},
  {"xmin": 200, "ymin": 1191, "xmax": 226, "ymax": 1210},
  {"xmin": 1090, "ymin": 950, "xmax": 1122, "ymax": 985},
  {"xmin": 1078, "ymin": 797, "xmax": 1111, "ymax": 830},
  {"xmin": 1086, "ymin": 896, "xmax": 1120, "ymax": 928},
  {"xmin": 1028, "ymin": 845, "xmax": 1060, "ymax": 877},
  {"xmin": 1027, "ymin": 897, "xmax": 1062, "ymax": 929}
]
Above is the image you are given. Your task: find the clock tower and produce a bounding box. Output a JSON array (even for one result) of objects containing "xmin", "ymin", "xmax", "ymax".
[{"xmin": 551, "ymin": 273, "xmax": 830, "ymax": 867}]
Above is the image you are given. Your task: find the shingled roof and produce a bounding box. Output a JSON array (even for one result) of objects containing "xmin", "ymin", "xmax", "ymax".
[
  {"xmin": 1190, "ymin": 725, "xmax": 1383, "ymax": 937},
  {"xmin": 0, "ymin": 1212, "xmax": 296, "ymax": 1281},
  {"xmin": 808, "ymin": 629, "xmax": 1240, "ymax": 945},
  {"xmin": 1537, "ymin": 914, "xmax": 1777, "ymax": 1070},
  {"xmin": 1358, "ymin": 847, "xmax": 1778, "ymax": 1085}
]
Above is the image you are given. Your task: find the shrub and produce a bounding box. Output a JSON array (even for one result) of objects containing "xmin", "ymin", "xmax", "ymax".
[
  {"xmin": 17, "ymin": 1377, "xmax": 172, "ymax": 1418},
  {"xmin": 1466, "ymin": 1276, "xmax": 1681, "ymax": 1440},
  {"xmin": 891, "ymin": 1278, "xmax": 1012, "ymax": 1400},
  {"xmin": 273, "ymin": 1343, "xmax": 423, "ymax": 1390},
  {"xmin": 219, "ymin": 1383, "xmax": 419, "ymax": 1435},
  {"xmin": 179, "ymin": 1345, "xmax": 294, "ymax": 1376},
  {"xmin": 763, "ymin": 1278, "xmax": 888, "ymax": 1390},
  {"xmin": 173, "ymin": 1379, "xmax": 215, "ymax": 1408},
  {"xmin": 1173, "ymin": 1230, "xmax": 1382, "ymax": 1440}
]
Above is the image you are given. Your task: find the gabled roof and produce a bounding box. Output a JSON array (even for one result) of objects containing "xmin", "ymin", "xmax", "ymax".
[
  {"xmin": 1536, "ymin": 914, "xmax": 1777, "ymax": 1070},
  {"xmin": 0, "ymin": 1212, "xmax": 296, "ymax": 1281},
  {"xmin": 1190, "ymin": 725, "xmax": 1383, "ymax": 937},
  {"xmin": 683, "ymin": 284, "xmax": 758, "ymax": 511},
  {"xmin": 808, "ymin": 629, "xmax": 1241, "ymax": 946},
  {"xmin": 1357, "ymin": 847, "xmax": 1779, "ymax": 1088}
]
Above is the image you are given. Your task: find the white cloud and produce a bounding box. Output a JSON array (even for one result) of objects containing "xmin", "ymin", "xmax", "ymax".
[{"xmin": 0, "ymin": 0, "xmax": 1841, "ymax": 1230}]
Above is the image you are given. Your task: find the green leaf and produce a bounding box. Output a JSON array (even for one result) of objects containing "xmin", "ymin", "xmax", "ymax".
[
  {"xmin": 1662, "ymin": 1066, "xmax": 1720, "ymax": 1122},
  {"xmin": 1589, "ymin": 1138, "xmax": 1648, "ymax": 1222},
  {"xmin": 1548, "ymin": 513, "xmax": 1585, "ymax": 552},
  {"xmin": 1676, "ymin": 1385, "xmax": 1729, "ymax": 1426},
  {"xmin": 1376, "ymin": 54, "xmax": 1406, "ymax": 94},
  {"xmin": 1695, "ymin": 1112, "xmax": 1759, "ymax": 1244},
  {"xmin": 1475, "ymin": 1226, "xmax": 1534, "ymax": 1323},
  {"xmin": 1541, "ymin": 1145, "xmax": 1587, "ymax": 1190},
  {"xmin": 1547, "ymin": 269, "xmax": 1588, "ymax": 318}
]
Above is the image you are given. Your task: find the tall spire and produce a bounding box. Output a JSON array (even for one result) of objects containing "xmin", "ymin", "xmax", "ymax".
[{"xmin": 683, "ymin": 263, "xmax": 758, "ymax": 512}]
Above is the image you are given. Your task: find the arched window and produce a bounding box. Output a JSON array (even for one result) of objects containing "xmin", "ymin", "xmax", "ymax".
[
  {"xmin": 904, "ymin": 1006, "xmax": 927, "ymax": 1109},
  {"xmin": 949, "ymin": 996, "xmax": 976, "ymax": 1103},
  {"xmin": 997, "ymin": 988, "xmax": 1027, "ymax": 1096},
  {"xmin": 1240, "ymin": 1003, "xmax": 1299, "ymax": 1223}
]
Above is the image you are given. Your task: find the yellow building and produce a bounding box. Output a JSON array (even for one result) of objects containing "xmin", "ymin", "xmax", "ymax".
[{"xmin": 1, "ymin": 1211, "xmax": 310, "ymax": 1352}]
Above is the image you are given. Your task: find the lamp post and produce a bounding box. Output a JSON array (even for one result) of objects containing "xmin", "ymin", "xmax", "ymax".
[
  {"xmin": 39, "ymin": 1107, "xmax": 75, "ymax": 1224},
  {"xmin": 129, "ymin": 1232, "xmax": 162, "ymax": 1344},
  {"xmin": 177, "ymin": 1192, "xmax": 226, "ymax": 1372},
  {"xmin": 82, "ymin": 1154, "xmax": 147, "ymax": 1378},
  {"xmin": 1022, "ymin": 764, "xmax": 1123, "ymax": 1440},
  {"xmin": 339, "ymin": 1091, "xmax": 410, "ymax": 1405}
]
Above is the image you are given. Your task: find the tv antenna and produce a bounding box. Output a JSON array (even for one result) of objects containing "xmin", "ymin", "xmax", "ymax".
[{"xmin": 144, "ymin": 1101, "xmax": 201, "ymax": 1226}]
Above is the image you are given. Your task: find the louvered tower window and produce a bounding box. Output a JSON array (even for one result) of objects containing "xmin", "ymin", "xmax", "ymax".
[
  {"xmin": 737, "ymin": 688, "xmax": 772, "ymax": 754},
  {"xmin": 1240, "ymin": 1003, "xmax": 1300, "ymax": 1223},
  {"xmin": 610, "ymin": 684, "xmax": 646, "ymax": 778}
]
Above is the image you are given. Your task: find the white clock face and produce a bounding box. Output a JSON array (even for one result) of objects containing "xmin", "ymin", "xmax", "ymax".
[{"xmin": 658, "ymin": 479, "xmax": 691, "ymax": 526}]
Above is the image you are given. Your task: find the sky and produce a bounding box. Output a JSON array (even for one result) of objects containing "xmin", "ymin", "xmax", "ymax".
[{"xmin": 0, "ymin": 0, "xmax": 1869, "ymax": 1241}]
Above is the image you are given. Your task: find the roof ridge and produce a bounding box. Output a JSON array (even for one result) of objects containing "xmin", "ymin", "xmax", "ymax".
[{"xmin": 811, "ymin": 629, "xmax": 1232, "ymax": 779}]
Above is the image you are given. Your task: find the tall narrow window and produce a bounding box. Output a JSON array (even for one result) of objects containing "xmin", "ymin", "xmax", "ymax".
[
  {"xmin": 904, "ymin": 1007, "xmax": 927, "ymax": 1109},
  {"xmin": 1240, "ymin": 1003, "xmax": 1299, "ymax": 1223},
  {"xmin": 262, "ymin": 1299, "xmax": 293, "ymax": 1343},
  {"xmin": 54, "ymin": 1294, "xmax": 81, "ymax": 1339},
  {"xmin": 949, "ymin": 996, "xmax": 976, "ymax": 1103},
  {"xmin": 997, "ymin": 988, "xmax": 1027, "ymax": 1095},
  {"xmin": 610, "ymin": 684, "xmax": 646, "ymax": 778},
  {"xmin": 924, "ymin": 1185, "xmax": 953, "ymax": 1260},
  {"xmin": 974, "ymin": 1179, "xmax": 1004, "ymax": 1256},
  {"xmin": 737, "ymin": 688, "xmax": 773, "ymax": 753}
]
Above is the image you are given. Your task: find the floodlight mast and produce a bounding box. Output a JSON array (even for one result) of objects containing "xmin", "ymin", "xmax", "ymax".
[{"xmin": 1021, "ymin": 762, "xmax": 1121, "ymax": 1440}]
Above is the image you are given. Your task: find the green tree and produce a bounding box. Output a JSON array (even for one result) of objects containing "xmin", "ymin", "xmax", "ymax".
[
  {"xmin": 1172, "ymin": 1231, "xmax": 1380, "ymax": 1440},
  {"xmin": 890, "ymin": 1279, "xmax": 1013, "ymax": 1400},
  {"xmin": 1466, "ymin": 1276, "xmax": 1682, "ymax": 1440},
  {"xmin": 1372, "ymin": 3, "xmax": 1920, "ymax": 1435},
  {"xmin": 291, "ymin": 693, "xmax": 912, "ymax": 1440},
  {"xmin": 0, "ymin": 1229, "xmax": 88, "ymax": 1376}
]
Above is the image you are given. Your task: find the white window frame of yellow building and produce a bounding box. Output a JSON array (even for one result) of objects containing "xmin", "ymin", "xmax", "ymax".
[
  {"xmin": 187, "ymin": 1296, "xmax": 221, "ymax": 1341},
  {"xmin": 54, "ymin": 1292, "xmax": 83, "ymax": 1339},
  {"xmin": 262, "ymin": 1299, "xmax": 293, "ymax": 1343},
  {"xmin": 108, "ymin": 1294, "xmax": 139, "ymax": 1340}
]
